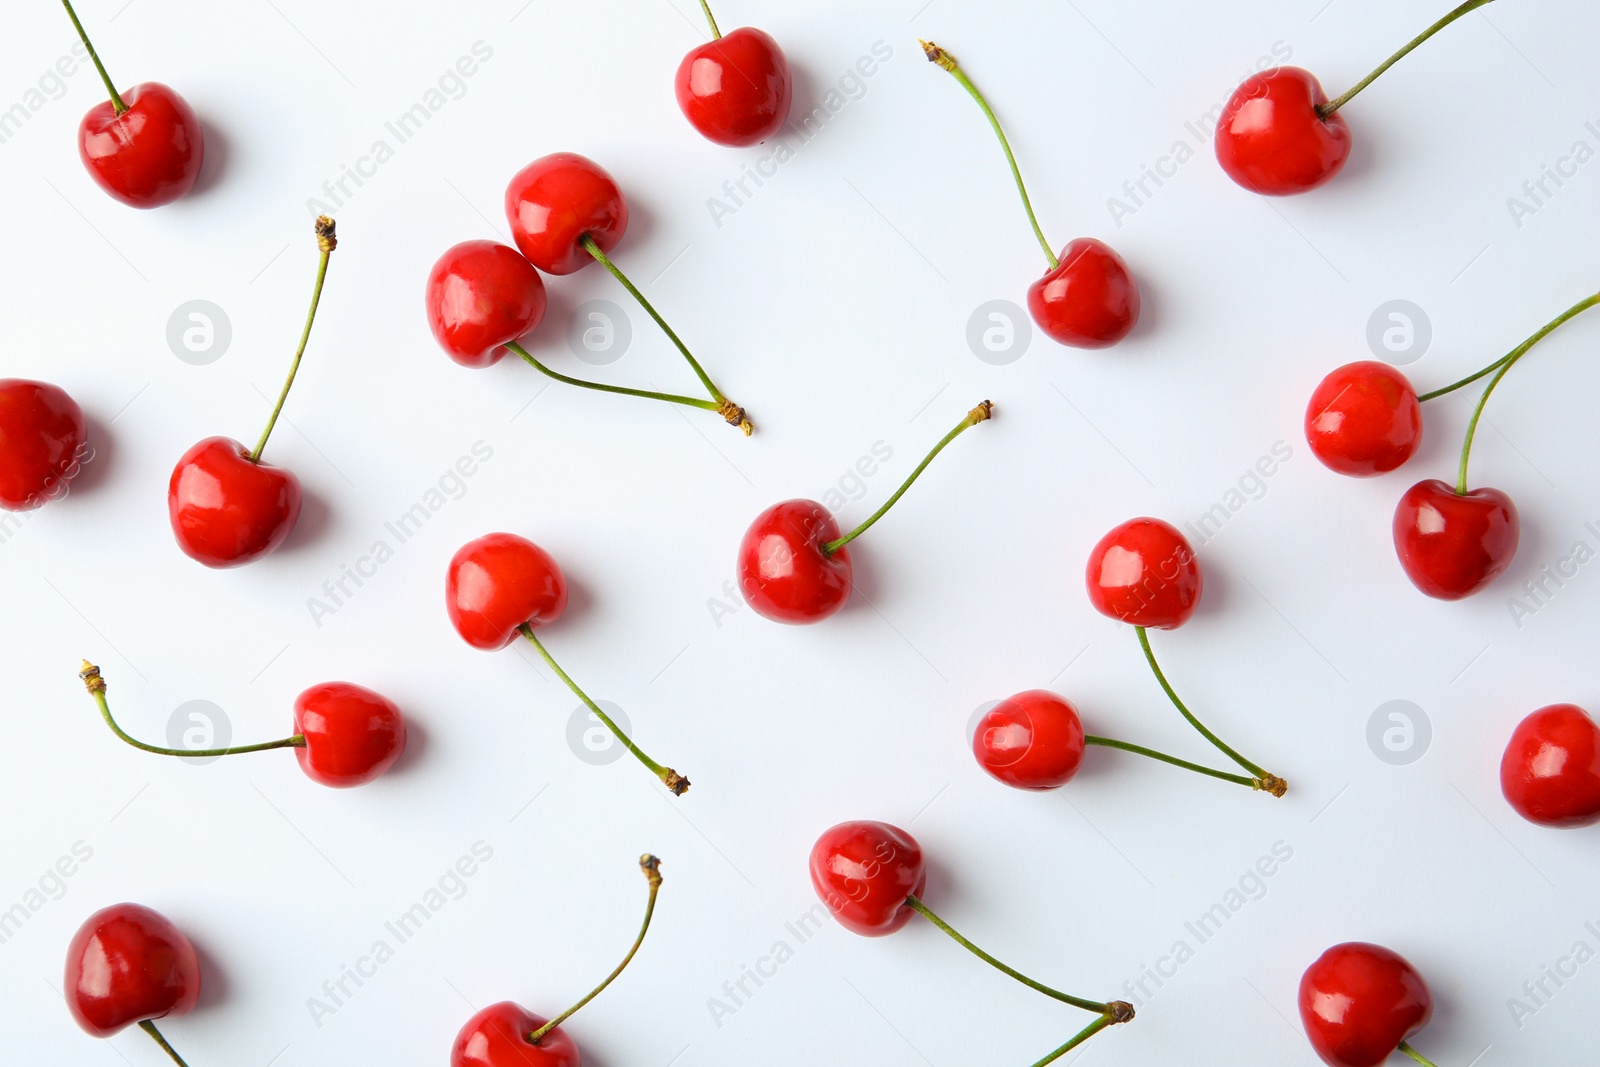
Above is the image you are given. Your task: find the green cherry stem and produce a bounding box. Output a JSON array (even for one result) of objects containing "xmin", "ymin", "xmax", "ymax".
[
  {"xmin": 80, "ymin": 663, "xmax": 305, "ymax": 758},
  {"xmin": 920, "ymin": 41, "xmax": 1058, "ymax": 271},
  {"xmin": 1083, "ymin": 735, "xmax": 1277, "ymax": 793},
  {"xmin": 137, "ymin": 1021, "xmax": 191, "ymax": 1067},
  {"xmin": 1029, "ymin": 1012, "xmax": 1119, "ymax": 1067},
  {"xmin": 1319, "ymin": 0, "xmax": 1497, "ymax": 116},
  {"xmin": 1456, "ymin": 290, "xmax": 1600, "ymax": 495},
  {"xmin": 528, "ymin": 855, "xmax": 663, "ymax": 1045},
  {"xmin": 1416, "ymin": 353, "xmax": 1512, "ymax": 402},
  {"xmin": 697, "ymin": 0, "xmax": 722, "ymax": 39},
  {"xmin": 1397, "ymin": 1040, "xmax": 1442, "ymax": 1067},
  {"xmin": 250, "ymin": 216, "xmax": 337, "ymax": 463},
  {"xmin": 823, "ymin": 401, "xmax": 992, "ymax": 556},
  {"xmin": 60, "ymin": 0, "xmax": 127, "ymax": 115},
  {"xmin": 517, "ymin": 626, "xmax": 689, "ymax": 795},
  {"xmin": 503, "ymin": 342, "xmax": 725, "ymax": 414},
  {"xmin": 579, "ymin": 234, "xmax": 751, "ymax": 435},
  {"xmin": 1134, "ymin": 628, "xmax": 1286, "ymax": 795}
]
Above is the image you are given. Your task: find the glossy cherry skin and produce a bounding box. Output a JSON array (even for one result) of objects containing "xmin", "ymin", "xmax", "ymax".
[
  {"xmin": 66, "ymin": 903, "xmax": 200, "ymax": 1038},
  {"xmin": 1500, "ymin": 704, "xmax": 1600, "ymax": 828},
  {"xmin": 1085, "ymin": 518, "xmax": 1201, "ymax": 629},
  {"xmin": 1393, "ymin": 479, "xmax": 1518, "ymax": 600},
  {"xmin": 78, "ymin": 83, "xmax": 204, "ymax": 208},
  {"xmin": 1299, "ymin": 942, "xmax": 1432, "ymax": 1067},
  {"xmin": 810, "ymin": 821, "xmax": 926, "ymax": 937},
  {"xmin": 293, "ymin": 683, "xmax": 407, "ymax": 788},
  {"xmin": 505, "ymin": 153, "xmax": 628, "ymax": 276},
  {"xmin": 1305, "ymin": 362, "xmax": 1422, "ymax": 476},
  {"xmin": 1215, "ymin": 67, "xmax": 1351, "ymax": 196},
  {"xmin": 168, "ymin": 437, "xmax": 302, "ymax": 568},
  {"xmin": 447, "ymin": 533, "xmax": 569, "ymax": 650},
  {"xmin": 1026, "ymin": 238, "xmax": 1140, "ymax": 349},
  {"xmin": 451, "ymin": 1002, "xmax": 580, "ymax": 1067},
  {"xmin": 0, "ymin": 379, "xmax": 88, "ymax": 511},
  {"xmin": 973, "ymin": 690, "xmax": 1086, "ymax": 791},
  {"xmin": 427, "ymin": 241, "xmax": 547, "ymax": 368},
  {"xmin": 737, "ymin": 499, "xmax": 851, "ymax": 624},
  {"xmin": 676, "ymin": 27, "xmax": 793, "ymax": 147}
]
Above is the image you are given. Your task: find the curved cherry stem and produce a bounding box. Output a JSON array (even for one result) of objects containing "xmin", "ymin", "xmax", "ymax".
[
  {"xmin": 60, "ymin": 0, "xmax": 127, "ymax": 115},
  {"xmin": 138, "ymin": 1021, "xmax": 190, "ymax": 1067},
  {"xmin": 251, "ymin": 216, "xmax": 337, "ymax": 463},
  {"xmin": 1457, "ymin": 290, "xmax": 1600, "ymax": 494},
  {"xmin": 920, "ymin": 41, "xmax": 1058, "ymax": 271},
  {"xmin": 1398, "ymin": 1041, "xmax": 1442, "ymax": 1067},
  {"xmin": 504, "ymin": 341, "xmax": 723, "ymax": 413},
  {"xmin": 824, "ymin": 401, "xmax": 992, "ymax": 555},
  {"xmin": 80, "ymin": 662, "xmax": 305, "ymax": 758},
  {"xmin": 1417, "ymin": 353, "xmax": 1512, "ymax": 402},
  {"xmin": 697, "ymin": 0, "xmax": 722, "ymax": 38},
  {"xmin": 1084, "ymin": 735, "xmax": 1277, "ymax": 793},
  {"xmin": 528, "ymin": 855, "xmax": 663, "ymax": 1045},
  {"xmin": 579, "ymin": 235, "xmax": 751, "ymax": 435},
  {"xmin": 517, "ymin": 626, "xmax": 689, "ymax": 795},
  {"xmin": 1030, "ymin": 1013, "xmax": 1119, "ymax": 1067},
  {"xmin": 1134, "ymin": 628, "xmax": 1285, "ymax": 794},
  {"xmin": 1319, "ymin": 0, "xmax": 1497, "ymax": 116}
]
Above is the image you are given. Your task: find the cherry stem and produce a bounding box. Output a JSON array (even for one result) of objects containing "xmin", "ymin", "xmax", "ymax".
[
  {"xmin": 60, "ymin": 0, "xmax": 127, "ymax": 115},
  {"xmin": 1456, "ymin": 290, "xmax": 1600, "ymax": 494},
  {"xmin": 1416, "ymin": 353, "xmax": 1513, "ymax": 402},
  {"xmin": 920, "ymin": 41, "xmax": 1058, "ymax": 271},
  {"xmin": 823, "ymin": 401, "xmax": 992, "ymax": 555},
  {"xmin": 528, "ymin": 855, "xmax": 663, "ymax": 1045},
  {"xmin": 578, "ymin": 235, "xmax": 751, "ymax": 435},
  {"xmin": 250, "ymin": 217, "xmax": 337, "ymax": 464},
  {"xmin": 80, "ymin": 662, "xmax": 305, "ymax": 758},
  {"xmin": 1319, "ymin": 0, "xmax": 1498, "ymax": 116},
  {"xmin": 1397, "ymin": 1041, "xmax": 1442, "ymax": 1067},
  {"xmin": 517, "ymin": 626, "xmax": 689, "ymax": 795},
  {"xmin": 138, "ymin": 1021, "xmax": 190, "ymax": 1067},
  {"xmin": 1084, "ymin": 735, "xmax": 1280, "ymax": 794},
  {"xmin": 1029, "ymin": 1013, "xmax": 1119, "ymax": 1067},
  {"xmin": 1134, "ymin": 628, "xmax": 1285, "ymax": 794},
  {"xmin": 697, "ymin": 0, "xmax": 722, "ymax": 39},
  {"xmin": 904, "ymin": 896, "xmax": 1113, "ymax": 1015},
  {"xmin": 504, "ymin": 341, "xmax": 724, "ymax": 413}
]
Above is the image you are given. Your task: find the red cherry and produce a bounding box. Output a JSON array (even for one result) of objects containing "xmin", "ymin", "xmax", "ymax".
[
  {"xmin": 1085, "ymin": 518, "xmax": 1201, "ymax": 629},
  {"xmin": 1215, "ymin": 68, "xmax": 1350, "ymax": 196},
  {"xmin": 676, "ymin": 27, "xmax": 793, "ymax": 147},
  {"xmin": 0, "ymin": 378, "xmax": 88, "ymax": 511},
  {"xmin": 427, "ymin": 241, "xmax": 547, "ymax": 368},
  {"xmin": 1500, "ymin": 704, "xmax": 1600, "ymax": 828},
  {"xmin": 168, "ymin": 436, "xmax": 302, "ymax": 568},
  {"xmin": 451, "ymin": 1002, "xmax": 579, "ymax": 1067},
  {"xmin": 1299, "ymin": 942, "xmax": 1432, "ymax": 1067},
  {"xmin": 66, "ymin": 903, "xmax": 199, "ymax": 1038},
  {"xmin": 973, "ymin": 690, "xmax": 1085, "ymax": 790},
  {"xmin": 810, "ymin": 821, "xmax": 926, "ymax": 937},
  {"xmin": 737, "ymin": 499, "xmax": 851, "ymax": 624},
  {"xmin": 1393, "ymin": 479, "xmax": 1518, "ymax": 600},
  {"xmin": 1305, "ymin": 361, "xmax": 1422, "ymax": 476},
  {"xmin": 505, "ymin": 153, "xmax": 627, "ymax": 276},
  {"xmin": 78, "ymin": 83, "xmax": 203, "ymax": 208},
  {"xmin": 448, "ymin": 533, "xmax": 569, "ymax": 650},
  {"xmin": 293, "ymin": 683, "xmax": 407, "ymax": 788},
  {"xmin": 1026, "ymin": 238, "xmax": 1141, "ymax": 349}
]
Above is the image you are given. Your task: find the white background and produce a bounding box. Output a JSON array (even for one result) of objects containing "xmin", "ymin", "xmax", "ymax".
[{"xmin": 2, "ymin": 1, "xmax": 1597, "ymax": 1064}]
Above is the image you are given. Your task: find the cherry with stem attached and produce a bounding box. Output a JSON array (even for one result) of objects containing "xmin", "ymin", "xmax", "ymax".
[
  {"xmin": 169, "ymin": 217, "xmax": 337, "ymax": 568},
  {"xmin": 738, "ymin": 401, "xmax": 992, "ymax": 624},
  {"xmin": 676, "ymin": 0, "xmax": 792, "ymax": 147},
  {"xmin": 451, "ymin": 855, "xmax": 664, "ymax": 1067},
  {"xmin": 1300, "ymin": 942, "xmax": 1440, "ymax": 1067},
  {"xmin": 920, "ymin": 41, "xmax": 1139, "ymax": 350},
  {"xmin": 66, "ymin": 903, "xmax": 200, "ymax": 1066}
]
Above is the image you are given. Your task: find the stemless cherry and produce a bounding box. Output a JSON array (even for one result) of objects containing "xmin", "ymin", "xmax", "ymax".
[
  {"xmin": 1085, "ymin": 517, "xmax": 1200, "ymax": 630},
  {"xmin": 973, "ymin": 690, "xmax": 1086, "ymax": 791},
  {"xmin": 62, "ymin": 1, "xmax": 202, "ymax": 208},
  {"xmin": 676, "ymin": 3, "xmax": 792, "ymax": 146},
  {"xmin": 1393, "ymin": 480, "xmax": 1518, "ymax": 600},
  {"xmin": 1305, "ymin": 361, "xmax": 1422, "ymax": 476},
  {"xmin": 1299, "ymin": 943, "xmax": 1435, "ymax": 1067},
  {"xmin": 427, "ymin": 241, "xmax": 547, "ymax": 368},
  {"xmin": 1500, "ymin": 704, "xmax": 1600, "ymax": 828},
  {"xmin": 66, "ymin": 903, "xmax": 199, "ymax": 1061},
  {"xmin": 0, "ymin": 378, "xmax": 89, "ymax": 511}
]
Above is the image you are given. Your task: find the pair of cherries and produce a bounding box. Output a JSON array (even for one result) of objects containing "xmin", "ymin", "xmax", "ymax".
[
  {"xmin": 428, "ymin": 153, "xmax": 750, "ymax": 433},
  {"xmin": 0, "ymin": 378, "xmax": 89, "ymax": 512},
  {"xmin": 1306, "ymin": 292, "xmax": 1599, "ymax": 599}
]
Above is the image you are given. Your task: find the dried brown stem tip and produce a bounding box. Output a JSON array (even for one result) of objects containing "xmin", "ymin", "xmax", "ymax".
[
  {"xmin": 79, "ymin": 661, "xmax": 105, "ymax": 695},
  {"xmin": 969, "ymin": 399, "xmax": 994, "ymax": 424},
  {"xmin": 314, "ymin": 215, "xmax": 338, "ymax": 253},
  {"xmin": 716, "ymin": 399, "xmax": 753, "ymax": 436},
  {"xmin": 1257, "ymin": 773, "xmax": 1288, "ymax": 798},
  {"xmin": 1108, "ymin": 1000, "xmax": 1136, "ymax": 1025},
  {"xmin": 639, "ymin": 854, "xmax": 663, "ymax": 887},
  {"xmin": 919, "ymin": 39, "xmax": 955, "ymax": 71},
  {"xmin": 662, "ymin": 769, "xmax": 690, "ymax": 796}
]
